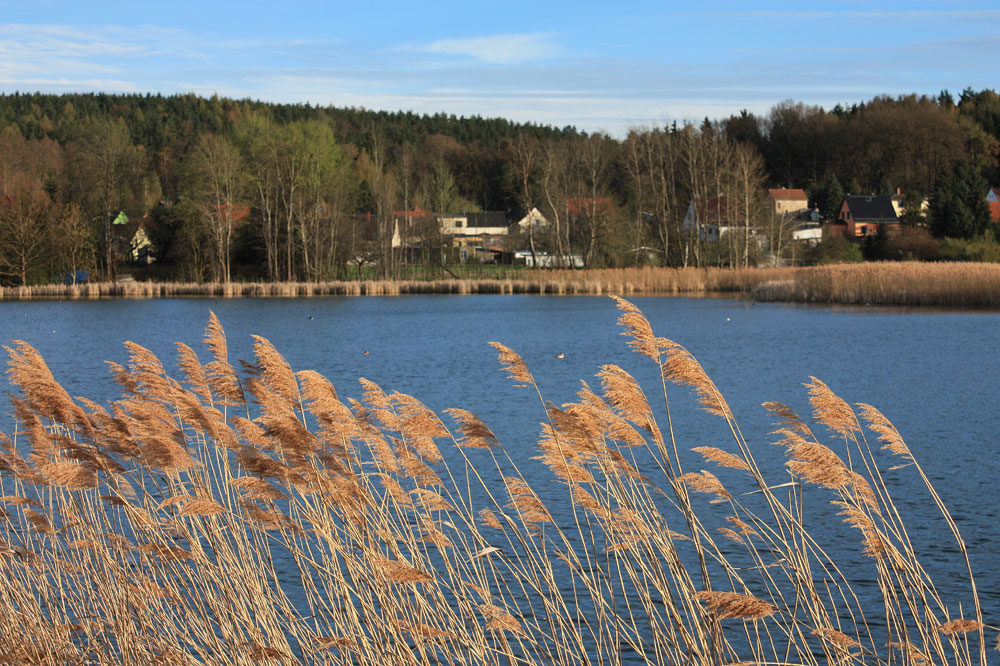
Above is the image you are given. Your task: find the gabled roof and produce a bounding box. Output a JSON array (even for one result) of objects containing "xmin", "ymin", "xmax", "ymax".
[
  {"xmin": 768, "ymin": 188, "xmax": 808, "ymax": 201},
  {"xmin": 688, "ymin": 196, "xmax": 739, "ymax": 222},
  {"xmin": 843, "ymin": 195, "xmax": 898, "ymax": 222}
]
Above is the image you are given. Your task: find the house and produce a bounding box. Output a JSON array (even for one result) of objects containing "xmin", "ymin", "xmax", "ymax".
[
  {"xmin": 891, "ymin": 188, "xmax": 905, "ymax": 217},
  {"xmin": 450, "ymin": 233, "xmax": 514, "ymax": 264},
  {"xmin": 215, "ymin": 204, "xmax": 250, "ymax": 224},
  {"xmin": 987, "ymin": 187, "xmax": 1000, "ymax": 223},
  {"xmin": 112, "ymin": 216, "xmax": 157, "ymax": 264},
  {"xmin": 438, "ymin": 211, "xmax": 509, "ymax": 236},
  {"xmin": 792, "ymin": 223, "xmax": 823, "ymax": 246},
  {"xmin": 827, "ymin": 195, "xmax": 899, "ymax": 238},
  {"xmin": 509, "ymin": 207, "xmax": 549, "ymax": 231},
  {"xmin": 513, "ymin": 250, "xmax": 584, "ymax": 268},
  {"xmin": 890, "ymin": 188, "xmax": 928, "ymax": 218},
  {"xmin": 389, "ymin": 207, "xmax": 437, "ymax": 247},
  {"xmin": 567, "ymin": 198, "xmax": 614, "ymax": 218},
  {"xmin": 768, "ymin": 189, "xmax": 809, "ymax": 218},
  {"xmin": 682, "ymin": 196, "xmax": 743, "ymax": 242}
]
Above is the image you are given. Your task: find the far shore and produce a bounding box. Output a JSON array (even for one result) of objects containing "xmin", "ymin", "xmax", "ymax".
[{"xmin": 3, "ymin": 262, "xmax": 1000, "ymax": 308}]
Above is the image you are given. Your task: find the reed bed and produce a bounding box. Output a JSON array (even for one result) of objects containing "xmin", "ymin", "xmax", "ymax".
[
  {"xmin": 0, "ymin": 299, "xmax": 994, "ymax": 665},
  {"xmin": 0, "ymin": 278, "xmax": 597, "ymax": 300},
  {"xmin": 5, "ymin": 262, "xmax": 1000, "ymax": 306}
]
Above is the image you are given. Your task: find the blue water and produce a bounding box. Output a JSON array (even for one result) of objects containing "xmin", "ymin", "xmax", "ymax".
[{"xmin": 1, "ymin": 294, "xmax": 998, "ymax": 650}]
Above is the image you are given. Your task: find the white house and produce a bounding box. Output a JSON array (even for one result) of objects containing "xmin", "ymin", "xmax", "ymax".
[
  {"xmin": 792, "ymin": 224, "xmax": 823, "ymax": 246},
  {"xmin": 438, "ymin": 212, "xmax": 510, "ymax": 236},
  {"xmin": 514, "ymin": 250, "xmax": 584, "ymax": 268},
  {"xmin": 510, "ymin": 207, "xmax": 549, "ymax": 231}
]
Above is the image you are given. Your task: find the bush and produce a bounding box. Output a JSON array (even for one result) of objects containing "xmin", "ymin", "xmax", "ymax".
[
  {"xmin": 935, "ymin": 231, "xmax": 1000, "ymax": 262},
  {"xmin": 868, "ymin": 226, "xmax": 939, "ymax": 261},
  {"xmin": 803, "ymin": 235, "xmax": 864, "ymax": 265}
]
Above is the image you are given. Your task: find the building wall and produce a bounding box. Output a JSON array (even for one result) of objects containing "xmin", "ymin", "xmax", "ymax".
[
  {"xmin": 769, "ymin": 190, "xmax": 809, "ymax": 217},
  {"xmin": 772, "ymin": 199, "xmax": 808, "ymax": 216}
]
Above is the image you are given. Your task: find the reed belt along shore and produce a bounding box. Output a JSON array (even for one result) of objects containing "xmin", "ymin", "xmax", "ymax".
[{"xmin": 4, "ymin": 262, "xmax": 1000, "ymax": 307}]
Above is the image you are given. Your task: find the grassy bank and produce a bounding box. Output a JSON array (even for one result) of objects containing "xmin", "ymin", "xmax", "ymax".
[
  {"xmin": 0, "ymin": 300, "xmax": 990, "ymax": 665},
  {"xmin": 3, "ymin": 262, "xmax": 1000, "ymax": 306}
]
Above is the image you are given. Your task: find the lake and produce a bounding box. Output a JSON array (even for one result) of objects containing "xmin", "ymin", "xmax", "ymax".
[{"xmin": 1, "ymin": 294, "xmax": 997, "ymax": 655}]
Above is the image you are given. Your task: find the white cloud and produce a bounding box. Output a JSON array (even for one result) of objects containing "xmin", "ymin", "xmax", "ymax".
[
  {"xmin": 0, "ymin": 24, "xmax": 192, "ymax": 59},
  {"xmin": 422, "ymin": 33, "xmax": 557, "ymax": 65}
]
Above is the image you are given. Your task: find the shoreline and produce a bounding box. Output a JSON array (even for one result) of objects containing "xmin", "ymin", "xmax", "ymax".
[{"xmin": 3, "ymin": 262, "xmax": 1000, "ymax": 307}]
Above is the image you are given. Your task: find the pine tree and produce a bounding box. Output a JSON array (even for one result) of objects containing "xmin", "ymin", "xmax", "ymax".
[{"xmin": 929, "ymin": 162, "xmax": 990, "ymax": 238}]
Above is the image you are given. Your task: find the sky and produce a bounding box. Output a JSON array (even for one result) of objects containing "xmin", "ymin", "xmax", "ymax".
[{"xmin": 1, "ymin": 0, "xmax": 998, "ymax": 136}]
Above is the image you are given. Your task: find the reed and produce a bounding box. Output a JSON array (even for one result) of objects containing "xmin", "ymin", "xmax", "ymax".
[
  {"xmin": 0, "ymin": 299, "xmax": 993, "ymax": 665},
  {"xmin": 6, "ymin": 262, "xmax": 1000, "ymax": 306}
]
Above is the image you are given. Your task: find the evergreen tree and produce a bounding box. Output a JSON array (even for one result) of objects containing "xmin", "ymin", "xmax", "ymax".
[
  {"xmin": 929, "ymin": 162, "xmax": 990, "ymax": 238},
  {"xmin": 812, "ymin": 173, "xmax": 844, "ymax": 222}
]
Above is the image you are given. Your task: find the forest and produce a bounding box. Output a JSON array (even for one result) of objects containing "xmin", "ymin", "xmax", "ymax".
[{"xmin": 1, "ymin": 89, "xmax": 999, "ymax": 285}]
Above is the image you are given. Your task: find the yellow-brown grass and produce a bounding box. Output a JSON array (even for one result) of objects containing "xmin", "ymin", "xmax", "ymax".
[
  {"xmin": 6, "ymin": 262, "xmax": 1000, "ymax": 306},
  {"xmin": 0, "ymin": 300, "xmax": 991, "ymax": 666}
]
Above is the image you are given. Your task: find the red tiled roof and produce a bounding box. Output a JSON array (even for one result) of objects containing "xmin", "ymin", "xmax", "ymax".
[
  {"xmin": 216, "ymin": 204, "xmax": 250, "ymax": 221},
  {"xmin": 768, "ymin": 188, "xmax": 808, "ymax": 201},
  {"xmin": 392, "ymin": 206, "xmax": 434, "ymax": 218},
  {"xmin": 691, "ymin": 196, "xmax": 739, "ymax": 221},
  {"xmin": 567, "ymin": 198, "xmax": 613, "ymax": 216}
]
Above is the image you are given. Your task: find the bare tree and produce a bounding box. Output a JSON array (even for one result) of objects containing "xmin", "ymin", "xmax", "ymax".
[
  {"xmin": 0, "ymin": 176, "xmax": 53, "ymax": 285},
  {"xmin": 623, "ymin": 129, "xmax": 647, "ymax": 266},
  {"xmin": 188, "ymin": 133, "xmax": 246, "ymax": 283},
  {"xmin": 539, "ymin": 139, "xmax": 571, "ymax": 264},
  {"xmin": 576, "ymin": 133, "xmax": 614, "ymax": 266},
  {"xmin": 507, "ymin": 134, "xmax": 540, "ymax": 265},
  {"xmin": 295, "ymin": 125, "xmax": 354, "ymax": 282},
  {"xmin": 730, "ymin": 141, "xmax": 768, "ymax": 268},
  {"xmin": 65, "ymin": 117, "xmax": 143, "ymax": 279},
  {"xmin": 680, "ymin": 124, "xmax": 711, "ymax": 267},
  {"xmin": 235, "ymin": 112, "xmax": 282, "ymax": 281},
  {"xmin": 358, "ymin": 124, "xmax": 398, "ymax": 279}
]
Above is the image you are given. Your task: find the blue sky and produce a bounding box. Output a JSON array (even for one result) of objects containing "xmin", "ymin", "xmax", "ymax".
[{"xmin": 1, "ymin": 1, "xmax": 998, "ymax": 135}]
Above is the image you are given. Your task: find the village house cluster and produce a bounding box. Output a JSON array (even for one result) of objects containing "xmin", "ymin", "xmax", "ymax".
[{"xmin": 109, "ymin": 186, "xmax": 1000, "ymax": 273}]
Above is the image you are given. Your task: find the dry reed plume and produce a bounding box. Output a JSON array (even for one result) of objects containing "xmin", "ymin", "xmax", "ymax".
[
  {"xmin": 0, "ymin": 298, "xmax": 993, "ymax": 665},
  {"xmin": 5, "ymin": 261, "xmax": 1000, "ymax": 307}
]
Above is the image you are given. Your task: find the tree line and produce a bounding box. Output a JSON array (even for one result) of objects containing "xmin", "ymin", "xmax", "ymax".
[{"xmin": 1, "ymin": 90, "xmax": 999, "ymax": 285}]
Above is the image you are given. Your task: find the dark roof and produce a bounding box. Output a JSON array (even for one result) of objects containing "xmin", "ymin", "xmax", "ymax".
[
  {"xmin": 843, "ymin": 195, "xmax": 898, "ymax": 222},
  {"xmin": 465, "ymin": 212, "xmax": 508, "ymax": 228}
]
